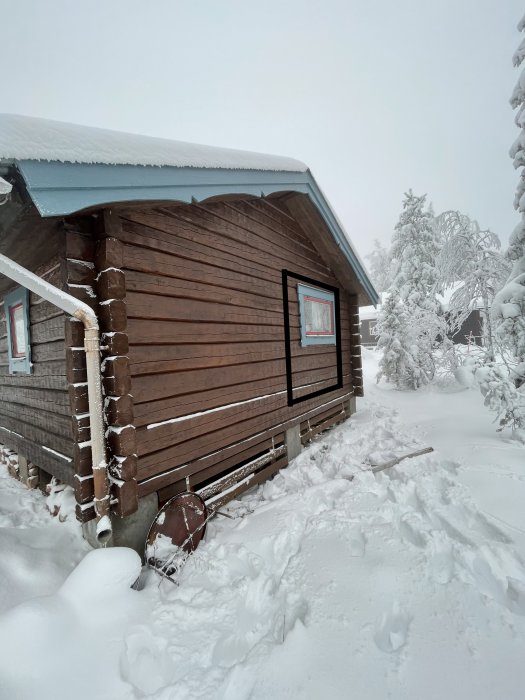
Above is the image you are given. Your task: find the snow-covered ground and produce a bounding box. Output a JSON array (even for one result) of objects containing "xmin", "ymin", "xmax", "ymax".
[{"xmin": 1, "ymin": 348, "xmax": 525, "ymax": 700}]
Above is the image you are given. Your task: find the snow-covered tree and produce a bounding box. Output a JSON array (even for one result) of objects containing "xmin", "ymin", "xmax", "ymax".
[
  {"xmin": 496, "ymin": 30, "xmax": 525, "ymax": 386},
  {"xmin": 435, "ymin": 211, "xmax": 510, "ymax": 361},
  {"xmin": 365, "ymin": 239, "xmax": 395, "ymax": 293},
  {"xmin": 475, "ymin": 363, "xmax": 525, "ymax": 431},
  {"xmin": 391, "ymin": 191, "xmax": 441, "ymax": 309},
  {"xmin": 376, "ymin": 289, "xmax": 423, "ymax": 389},
  {"xmin": 387, "ymin": 191, "xmax": 444, "ymax": 384},
  {"xmin": 477, "ymin": 15, "xmax": 525, "ymax": 434}
]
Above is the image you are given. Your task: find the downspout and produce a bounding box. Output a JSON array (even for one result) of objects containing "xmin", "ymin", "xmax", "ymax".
[{"xmin": 0, "ymin": 252, "xmax": 112, "ymax": 544}]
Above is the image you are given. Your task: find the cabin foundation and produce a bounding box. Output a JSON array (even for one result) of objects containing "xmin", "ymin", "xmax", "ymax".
[
  {"xmin": 345, "ymin": 396, "xmax": 357, "ymax": 416},
  {"xmin": 82, "ymin": 492, "xmax": 159, "ymax": 556},
  {"xmin": 285, "ymin": 425, "xmax": 302, "ymax": 462}
]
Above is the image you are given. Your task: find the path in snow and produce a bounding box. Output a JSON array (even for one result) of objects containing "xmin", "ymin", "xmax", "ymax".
[{"xmin": 362, "ymin": 349, "xmax": 525, "ymax": 558}]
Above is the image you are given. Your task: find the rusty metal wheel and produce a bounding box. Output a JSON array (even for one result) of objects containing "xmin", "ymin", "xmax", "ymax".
[{"xmin": 145, "ymin": 491, "xmax": 208, "ymax": 579}]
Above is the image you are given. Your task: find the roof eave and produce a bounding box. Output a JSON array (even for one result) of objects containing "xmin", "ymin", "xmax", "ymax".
[{"xmin": 14, "ymin": 159, "xmax": 379, "ymax": 306}]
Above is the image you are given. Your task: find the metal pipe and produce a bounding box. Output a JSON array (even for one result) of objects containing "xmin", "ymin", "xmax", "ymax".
[{"xmin": 0, "ymin": 252, "xmax": 112, "ymax": 543}]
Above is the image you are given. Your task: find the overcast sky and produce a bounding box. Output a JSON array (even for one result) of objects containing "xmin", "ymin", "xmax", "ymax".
[{"xmin": 0, "ymin": 0, "xmax": 523, "ymax": 259}]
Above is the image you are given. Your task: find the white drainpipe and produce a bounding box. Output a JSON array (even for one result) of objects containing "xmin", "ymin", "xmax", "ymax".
[{"xmin": 0, "ymin": 252, "xmax": 112, "ymax": 544}]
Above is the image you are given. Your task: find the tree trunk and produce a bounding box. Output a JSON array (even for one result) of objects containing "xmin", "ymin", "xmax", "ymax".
[{"xmin": 482, "ymin": 291, "xmax": 495, "ymax": 362}]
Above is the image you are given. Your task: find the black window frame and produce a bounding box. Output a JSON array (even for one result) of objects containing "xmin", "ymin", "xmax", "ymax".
[{"xmin": 282, "ymin": 270, "xmax": 343, "ymax": 406}]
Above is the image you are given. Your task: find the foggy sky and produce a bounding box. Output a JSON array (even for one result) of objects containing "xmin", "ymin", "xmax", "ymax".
[{"xmin": 0, "ymin": 0, "xmax": 522, "ymax": 259}]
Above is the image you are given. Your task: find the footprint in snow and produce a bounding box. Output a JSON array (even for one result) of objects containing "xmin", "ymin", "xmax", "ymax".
[
  {"xmin": 456, "ymin": 549, "xmax": 525, "ymax": 616},
  {"xmin": 121, "ymin": 629, "xmax": 173, "ymax": 695},
  {"xmin": 506, "ymin": 577, "xmax": 525, "ymax": 616},
  {"xmin": 398, "ymin": 513, "xmax": 428, "ymax": 548},
  {"xmin": 373, "ymin": 602, "xmax": 412, "ymax": 653},
  {"xmin": 427, "ymin": 531, "xmax": 455, "ymax": 585}
]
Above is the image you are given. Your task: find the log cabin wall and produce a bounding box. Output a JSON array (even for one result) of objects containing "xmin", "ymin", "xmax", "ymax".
[
  {"xmin": 111, "ymin": 197, "xmax": 356, "ymax": 502},
  {"xmin": 62, "ymin": 214, "xmax": 139, "ymax": 522},
  {"xmin": 0, "ymin": 217, "xmax": 75, "ymax": 484},
  {"xmin": 61, "ymin": 217, "xmax": 102, "ymax": 519},
  {"xmin": 94, "ymin": 213, "xmax": 139, "ymax": 519},
  {"xmin": 0, "ymin": 205, "xmax": 122, "ymax": 520}
]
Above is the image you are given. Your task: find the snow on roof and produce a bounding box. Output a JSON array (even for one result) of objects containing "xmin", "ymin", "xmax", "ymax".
[
  {"xmin": 437, "ymin": 283, "xmax": 483, "ymax": 312},
  {"xmin": 360, "ymin": 305, "xmax": 377, "ymax": 320},
  {"xmin": 0, "ymin": 114, "xmax": 308, "ymax": 172},
  {"xmin": 436, "ymin": 284, "xmax": 460, "ymax": 311},
  {"xmin": 359, "ymin": 292, "xmax": 386, "ymax": 319}
]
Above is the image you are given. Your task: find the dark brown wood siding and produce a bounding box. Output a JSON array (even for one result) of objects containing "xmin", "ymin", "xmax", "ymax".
[
  {"xmin": 116, "ymin": 197, "xmax": 355, "ymax": 497},
  {"xmin": 0, "ymin": 254, "xmax": 74, "ymax": 484},
  {"xmin": 0, "ymin": 210, "xmax": 101, "ymax": 493}
]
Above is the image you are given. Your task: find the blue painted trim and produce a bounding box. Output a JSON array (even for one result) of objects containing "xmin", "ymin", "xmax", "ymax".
[
  {"xmin": 16, "ymin": 161, "xmax": 311, "ymax": 215},
  {"xmin": 15, "ymin": 160, "xmax": 379, "ymax": 305},
  {"xmin": 4, "ymin": 287, "xmax": 31, "ymax": 375},
  {"xmin": 297, "ymin": 283, "xmax": 336, "ymax": 347}
]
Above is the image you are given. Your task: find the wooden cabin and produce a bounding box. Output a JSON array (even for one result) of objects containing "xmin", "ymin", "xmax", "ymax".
[
  {"xmin": 360, "ymin": 295, "xmax": 484, "ymax": 349},
  {"xmin": 0, "ymin": 115, "xmax": 378, "ymax": 550}
]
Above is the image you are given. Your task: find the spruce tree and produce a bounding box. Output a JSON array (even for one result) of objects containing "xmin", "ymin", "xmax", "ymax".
[
  {"xmin": 482, "ymin": 14, "xmax": 525, "ymax": 433},
  {"xmin": 497, "ymin": 12, "xmax": 525, "ymax": 389},
  {"xmin": 389, "ymin": 191, "xmax": 443, "ymax": 385},
  {"xmin": 391, "ymin": 191, "xmax": 441, "ymax": 310},
  {"xmin": 365, "ymin": 239, "xmax": 395, "ymax": 294},
  {"xmin": 376, "ymin": 289, "xmax": 421, "ymax": 389}
]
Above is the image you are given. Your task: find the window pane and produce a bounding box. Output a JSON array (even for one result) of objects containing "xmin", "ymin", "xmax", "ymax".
[
  {"xmin": 10, "ymin": 304, "xmax": 26, "ymax": 357},
  {"xmin": 304, "ymin": 296, "xmax": 334, "ymax": 335}
]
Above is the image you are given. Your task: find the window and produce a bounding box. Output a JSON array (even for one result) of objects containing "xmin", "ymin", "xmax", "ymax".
[
  {"xmin": 5, "ymin": 287, "xmax": 31, "ymax": 374},
  {"xmin": 297, "ymin": 283, "xmax": 336, "ymax": 346},
  {"xmin": 282, "ymin": 270, "xmax": 343, "ymax": 406}
]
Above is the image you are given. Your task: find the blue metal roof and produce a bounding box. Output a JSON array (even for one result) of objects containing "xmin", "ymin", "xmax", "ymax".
[{"xmin": 15, "ymin": 159, "xmax": 379, "ymax": 305}]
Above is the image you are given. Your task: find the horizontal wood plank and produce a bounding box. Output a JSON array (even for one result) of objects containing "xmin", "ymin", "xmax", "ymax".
[
  {"xmin": 0, "ymin": 373, "xmax": 68, "ymax": 390},
  {"xmin": 125, "ymin": 269, "xmax": 283, "ymax": 312},
  {"xmin": 129, "ymin": 343, "xmax": 345, "ymax": 377},
  {"xmin": 0, "ymin": 401, "xmax": 72, "ymax": 440},
  {"xmin": 0, "ymin": 386, "xmax": 70, "ymax": 415},
  {"xmin": 132, "ymin": 371, "xmax": 349, "ymax": 429},
  {"xmin": 132, "ymin": 358, "xmax": 340, "ymax": 405},
  {"xmin": 0, "ymin": 413, "xmax": 74, "ymax": 459},
  {"xmin": 31, "ymin": 315, "xmax": 66, "ymax": 345},
  {"xmin": 0, "ymin": 427, "xmax": 74, "ymax": 485},
  {"xmin": 127, "ymin": 318, "xmax": 285, "ymax": 346},
  {"xmin": 126, "ymin": 290, "xmax": 286, "ymax": 326},
  {"xmin": 136, "ymin": 387, "xmax": 351, "ymax": 480}
]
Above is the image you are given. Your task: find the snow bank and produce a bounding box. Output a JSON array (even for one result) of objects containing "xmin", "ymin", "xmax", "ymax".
[
  {"xmin": 0, "ymin": 549, "xmax": 144, "ymax": 700},
  {"xmin": 0, "ymin": 468, "xmax": 88, "ymax": 612},
  {"xmin": 117, "ymin": 358, "xmax": 525, "ymax": 698},
  {"xmin": 60, "ymin": 547, "xmax": 141, "ymax": 603},
  {"xmin": 0, "ymin": 113, "xmax": 307, "ymax": 171},
  {"xmin": 1, "ymin": 349, "xmax": 525, "ymax": 699}
]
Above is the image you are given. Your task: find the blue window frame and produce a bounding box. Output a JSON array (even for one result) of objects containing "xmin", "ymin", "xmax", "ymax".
[
  {"xmin": 5, "ymin": 287, "xmax": 31, "ymax": 375},
  {"xmin": 297, "ymin": 283, "xmax": 337, "ymax": 346}
]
